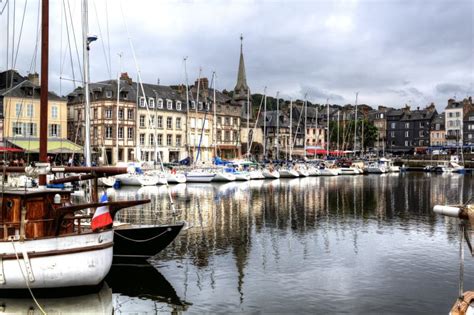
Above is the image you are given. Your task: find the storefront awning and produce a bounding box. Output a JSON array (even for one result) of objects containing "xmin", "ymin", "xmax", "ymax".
[
  {"xmin": 0, "ymin": 146, "xmax": 23, "ymax": 152},
  {"xmin": 6, "ymin": 138, "xmax": 83, "ymax": 154}
]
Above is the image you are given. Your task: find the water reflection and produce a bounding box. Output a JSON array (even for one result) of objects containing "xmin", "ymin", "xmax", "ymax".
[{"xmin": 97, "ymin": 173, "xmax": 474, "ymax": 313}]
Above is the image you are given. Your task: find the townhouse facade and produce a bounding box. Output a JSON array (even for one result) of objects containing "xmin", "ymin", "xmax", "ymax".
[
  {"xmin": 445, "ymin": 98, "xmax": 473, "ymax": 146},
  {"xmin": 430, "ymin": 114, "xmax": 447, "ymax": 146},
  {"xmin": 0, "ymin": 70, "xmax": 78, "ymax": 155},
  {"xmin": 67, "ymin": 73, "xmax": 137, "ymax": 164},
  {"xmin": 464, "ymin": 110, "xmax": 474, "ymax": 146}
]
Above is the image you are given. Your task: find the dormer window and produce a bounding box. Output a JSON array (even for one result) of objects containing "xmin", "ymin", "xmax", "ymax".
[
  {"xmin": 105, "ymin": 90, "xmax": 113, "ymax": 98},
  {"xmin": 149, "ymin": 98, "xmax": 155, "ymax": 108},
  {"xmin": 157, "ymin": 99, "xmax": 163, "ymax": 109},
  {"xmin": 139, "ymin": 97, "xmax": 146, "ymax": 107},
  {"xmin": 205, "ymin": 102, "xmax": 210, "ymax": 111},
  {"xmin": 191, "ymin": 101, "xmax": 196, "ymax": 109},
  {"xmin": 166, "ymin": 99, "xmax": 173, "ymax": 110},
  {"xmin": 199, "ymin": 102, "xmax": 203, "ymax": 110},
  {"xmin": 176, "ymin": 101, "xmax": 182, "ymax": 110}
]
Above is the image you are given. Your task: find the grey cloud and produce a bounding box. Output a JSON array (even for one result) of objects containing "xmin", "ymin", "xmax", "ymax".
[{"xmin": 436, "ymin": 83, "xmax": 470, "ymax": 95}]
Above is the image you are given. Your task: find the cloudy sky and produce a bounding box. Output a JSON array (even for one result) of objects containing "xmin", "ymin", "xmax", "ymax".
[{"xmin": 1, "ymin": 0, "xmax": 472, "ymax": 110}]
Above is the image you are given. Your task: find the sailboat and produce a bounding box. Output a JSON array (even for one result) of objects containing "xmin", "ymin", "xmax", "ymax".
[{"xmin": 0, "ymin": 0, "xmax": 154, "ymax": 290}]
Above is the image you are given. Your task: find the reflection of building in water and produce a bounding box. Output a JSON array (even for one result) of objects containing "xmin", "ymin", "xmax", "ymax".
[{"xmin": 106, "ymin": 174, "xmax": 461, "ymax": 307}]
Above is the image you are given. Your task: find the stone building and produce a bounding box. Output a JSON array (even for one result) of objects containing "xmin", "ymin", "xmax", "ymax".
[
  {"xmin": 464, "ymin": 109, "xmax": 474, "ymax": 146},
  {"xmin": 445, "ymin": 97, "xmax": 473, "ymax": 146},
  {"xmin": 430, "ymin": 114, "xmax": 446, "ymax": 147},
  {"xmin": 1, "ymin": 70, "xmax": 79, "ymax": 154},
  {"xmin": 67, "ymin": 73, "xmax": 137, "ymax": 164},
  {"xmin": 368, "ymin": 106, "xmax": 391, "ymax": 154},
  {"xmin": 136, "ymin": 81, "xmax": 188, "ymax": 163}
]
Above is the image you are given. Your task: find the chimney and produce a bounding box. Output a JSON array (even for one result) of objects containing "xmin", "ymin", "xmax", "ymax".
[
  {"xmin": 120, "ymin": 72, "xmax": 132, "ymax": 85},
  {"xmin": 194, "ymin": 78, "xmax": 209, "ymax": 90},
  {"xmin": 27, "ymin": 72, "xmax": 40, "ymax": 86},
  {"xmin": 402, "ymin": 104, "xmax": 411, "ymax": 113},
  {"xmin": 426, "ymin": 102, "xmax": 436, "ymax": 112},
  {"xmin": 448, "ymin": 98, "xmax": 455, "ymax": 106}
]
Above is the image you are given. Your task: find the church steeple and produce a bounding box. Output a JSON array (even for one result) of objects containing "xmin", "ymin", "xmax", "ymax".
[{"xmin": 234, "ymin": 34, "xmax": 249, "ymax": 93}]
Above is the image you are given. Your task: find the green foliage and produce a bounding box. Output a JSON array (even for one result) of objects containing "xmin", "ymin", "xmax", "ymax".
[{"xmin": 329, "ymin": 119, "xmax": 378, "ymax": 150}]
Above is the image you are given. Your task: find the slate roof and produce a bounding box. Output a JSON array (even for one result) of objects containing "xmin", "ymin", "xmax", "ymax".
[{"xmin": 0, "ymin": 74, "xmax": 64, "ymax": 102}]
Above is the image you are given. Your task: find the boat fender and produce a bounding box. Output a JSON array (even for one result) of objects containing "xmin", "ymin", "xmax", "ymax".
[{"xmin": 433, "ymin": 205, "xmax": 461, "ymax": 218}]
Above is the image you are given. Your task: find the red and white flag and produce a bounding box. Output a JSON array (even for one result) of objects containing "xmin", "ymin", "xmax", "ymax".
[{"xmin": 91, "ymin": 193, "xmax": 113, "ymax": 231}]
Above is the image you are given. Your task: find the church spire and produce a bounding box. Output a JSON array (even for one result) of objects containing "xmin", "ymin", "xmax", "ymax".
[{"xmin": 234, "ymin": 34, "xmax": 249, "ymax": 92}]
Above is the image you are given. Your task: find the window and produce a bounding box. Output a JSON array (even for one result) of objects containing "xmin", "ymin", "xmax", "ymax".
[
  {"xmin": 49, "ymin": 124, "xmax": 61, "ymax": 137},
  {"xmin": 139, "ymin": 133, "xmax": 145, "ymax": 145},
  {"xmin": 128, "ymin": 127, "xmax": 134, "ymax": 139},
  {"xmin": 128, "ymin": 109, "xmax": 134, "ymax": 120},
  {"xmin": 167, "ymin": 117, "xmax": 172, "ymax": 129},
  {"xmin": 105, "ymin": 126, "xmax": 113, "ymax": 139},
  {"xmin": 469, "ymin": 116, "xmax": 474, "ymax": 121},
  {"xmin": 118, "ymin": 127, "xmax": 124, "ymax": 139},
  {"xmin": 419, "ymin": 122, "xmax": 423, "ymax": 128},
  {"xmin": 176, "ymin": 117, "xmax": 182, "ymax": 129},
  {"xmin": 16, "ymin": 103, "xmax": 22, "ymax": 117},
  {"xmin": 225, "ymin": 117, "xmax": 230, "ymax": 125},
  {"xmin": 167, "ymin": 134, "xmax": 172, "ymax": 146},
  {"xmin": 12, "ymin": 122, "xmax": 23, "ymax": 136},
  {"xmin": 149, "ymin": 98, "xmax": 155, "ymax": 108},
  {"xmin": 26, "ymin": 123, "xmax": 37, "ymax": 136},
  {"xmin": 233, "ymin": 131, "xmax": 238, "ymax": 142},
  {"xmin": 391, "ymin": 122, "xmax": 396, "ymax": 129},
  {"xmin": 390, "ymin": 131, "xmax": 395, "ymax": 137},
  {"xmin": 449, "ymin": 121, "xmax": 454, "ymax": 127},
  {"xmin": 92, "ymin": 127, "xmax": 97, "ymax": 140},
  {"xmin": 106, "ymin": 90, "xmax": 113, "ymax": 98},
  {"xmin": 157, "ymin": 116, "xmax": 163, "ymax": 128},
  {"xmin": 139, "ymin": 115, "xmax": 146, "ymax": 127},
  {"xmin": 380, "ymin": 113, "xmax": 384, "ymax": 119},
  {"xmin": 157, "ymin": 99, "xmax": 163, "ymax": 109},
  {"xmin": 205, "ymin": 102, "xmax": 209, "ymax": 111},
  {"xmin": 225, "ymin": 130, "xmax": 230, "ymax": 141},
  {"xmin": 27, "ymin": 104, "xmax": 34, "ymax": 117},
  {"xmin": 94, "ymin": 108, "xmax": 98, "ymax": 119},
  {"xmin": 456, "ymin": 112, "xmax": 461, "ymax": 117},
  {"xmin": 149, "ymin": 134, "xmax": 154, "ymax": 145},
  {"xmin": 468, "ymin": 134, "xmax": 473, "ymax": 139},
  {"xmin": 217, "ymin": 130, "xmax": 222, "ymax": 141},
  {"xmin": 405, "ymin": 122, "xmax": 410, "ymax": 129},
  {"xmin": 52, "ymin": 106, "xmax": 59, "ymax": 119},
  {"xmin": 448, "ymin": 112, "xmax": 453, "ymax": 118},
  {"xmin": 176, "ymin": 101, "xmax": 182, "ymax": 110},
  {"xmin": 118, "ymin": 109, "xmax": 124, "ymax": 119},
  {"xmin": 150, "ymin": 115, "xmax": 155, "ymax": 127},
  {"xmin": 419, "ymin": 130, "xmax": 423, "ymax": 137},
  {"xmin": 105, "ymin": 107, "xmax": 113, "ymax": 119},
  {"xmin": 404, "ymin": 140, "xmax": 409, "ymax": 147},
  {"xmin": 176, "ymin": 135, "xmax": 182, "ymax": 146},
  {"xmin": 191, "ymin": 101, "xmax": 196, "ymax": 109},
  {"xmin": 157, "ymin": 134, "xmax": 163, "ymax": 146},
  {"xmin": 167, "ymin": 100, "xmax": 172, "ymax": 110},
  {"xmin": 405, "ymin": 131, "xmax": 409, "ymax": 137},
  {"xmin": 139, "ymin": 97, "xmax": 146, "ymax": 107},
  {"xmin": 198, "ymin": 102, "xmax": 203, "ymax": 110},
  {"xmin": 469, "ymin": 125, "xmax": 474, "ymax": 130}
]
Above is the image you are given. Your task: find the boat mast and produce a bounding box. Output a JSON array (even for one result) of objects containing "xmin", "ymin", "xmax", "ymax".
[
  {"xmin": 115, "ymin": 53, "xmax": 122, "ymax": 165},
  {"xmin": 184, "ymin": 57, "xmax": 190, "ymax": 159},
  {"xmin": 246, "ymin": 89, "xmax": 250, "ymax": 158},
  {"xmin": 326, "ymin": 98, "xmax": 329, "ymax": 158},
  {"xmin": 213, "ymin": 72, "xmax": 217, "ymax": 158},
  {"xmin": 276, "ymin": 91, "xmax": 279, "ymax": 160},
  {"xmin": 263, "ymin": 89, "xmax": 267, "ymax": 160},
  {"xmin": 289, "ymin": 99, "xmax": 293, "ymax": 159},
  {"xmin": 194, "ymin": 68, "xmax": 201, "ymax": 164},
  {"xmin": 337, "ymin": 110, "xmax": 340, "ymax": 153},
  {"xmin": 353, "ymin": 92, "xmax": 358, "ymax": 156},
  {"xmin": 39, "ymin": 0, "xmax": 49, "ymax": 186},
  {"xmin": 82, "ymin": 0, "xmax": 92, "ymax": 167},
  {"xmin": 304, "ymin": 94, "xmax": 307, "ymax": 160}
]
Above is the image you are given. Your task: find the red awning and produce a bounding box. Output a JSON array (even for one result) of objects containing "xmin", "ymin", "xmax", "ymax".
[
  {"xmin": 0, "ymin": 146, "xmax": 23, "ymax": 152},
  {"xmin": 306, "ymin": 149, "xmax": 345, "ymax": 156}
]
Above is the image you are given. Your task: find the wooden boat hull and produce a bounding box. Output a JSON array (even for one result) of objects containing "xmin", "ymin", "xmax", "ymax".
[
  {"xmin": 113, "ymin": 222, "xmax": 185, "ymax": 259},
  {"xmin": 0, "ymin": 230, "xmax": 114, "ymax": 289}
]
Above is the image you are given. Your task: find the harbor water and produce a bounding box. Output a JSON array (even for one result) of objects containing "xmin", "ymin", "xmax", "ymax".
[{"xmin": 4, "ymin": 173, "xmax": 474, "ymax": 313}]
